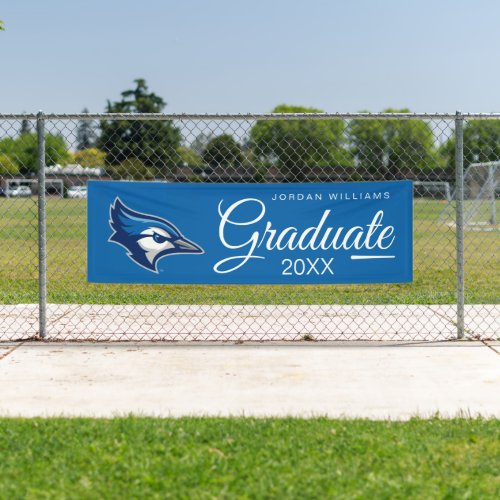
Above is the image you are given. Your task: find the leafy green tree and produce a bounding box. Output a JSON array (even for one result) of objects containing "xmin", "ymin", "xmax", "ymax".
[
  {"xmin": 191, "ymin": 132, "xmax": 214, "ymax": 156},
  {"xmin": 76, "ymin": 108, "xmax": 97, "ymax": 150},
  {"xmin": 0, "ymin": 20, "xmax": 4, "ymax": 31},
  {"xmin": 440, "ymin": 120, "xmax": 500, "ymax": 171},
  {"xmin": 177, "ymin": 146, "xmax": 203, "ymax": 167},
  {"xmin": 250, "ymin": 104, "xmax": 350, "ymax": 181},
  {"xmin": 97, "ymin": 79, "xmax": 181, "ymax": 178},
  {"xmin": 106, "ymin": 158, "xmax": 155, "ymax": 181},
  {"xmin": 386, "ymin": 113, "xmax": 440, "ymax": 175},
  {"xmin": 350, "ymin": 109, "xmax": 439, "ymax": 177},
  {"xmin": 349, "ymin": 115, "xmax": 386, "ymax": 174},
  {"xmin": 0, "ymin": 133, "xmax": 70, "ymax": 174},
  {"xmin": 202, "ymin": 134, "xmax": 243, "ymax": 169},
  {"xmin": 20, "ymin": 118, "xmax": 31, "ymax": 135},
  {"xmin": 73, "ymin": 147, "xmax": 106, "ymax": 167},
  {"xmin": 0, "ymin": 153, "xmax": 19, "ymax": 175}
]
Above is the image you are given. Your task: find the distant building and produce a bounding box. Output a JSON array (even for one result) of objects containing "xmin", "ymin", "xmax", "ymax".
[{"xmin": 46, "ymin": 164, "xmax": 111, "ymax": 187}]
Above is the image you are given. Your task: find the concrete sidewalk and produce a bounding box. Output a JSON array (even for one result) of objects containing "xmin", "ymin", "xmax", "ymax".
[{"xmin": 1, "ymin": 342, "xmax": 499, "ymax": 419}]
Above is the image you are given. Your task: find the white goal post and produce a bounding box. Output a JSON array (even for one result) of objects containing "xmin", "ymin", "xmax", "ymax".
[
  {"xmin": 464, "ymin": 161, "xmax": 498, "ymax": 226},
  {"xmin": 439, "ymin": 161, "xmax": 499, "ymax": 227}
]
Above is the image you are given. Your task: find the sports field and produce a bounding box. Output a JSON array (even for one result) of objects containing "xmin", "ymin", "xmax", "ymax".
[
  {"xmin": 0, "ymin": 417, "xmax": 498, "ymax": 498},
  {"xmin": 0, "ymin": 198, "xmax": 498, "ymax": 305}
]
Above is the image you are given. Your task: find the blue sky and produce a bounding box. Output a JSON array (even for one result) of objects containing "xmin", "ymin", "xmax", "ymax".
[{"xmin": 2, "ymin": 0, "xmax": 500, "ymax": 114}]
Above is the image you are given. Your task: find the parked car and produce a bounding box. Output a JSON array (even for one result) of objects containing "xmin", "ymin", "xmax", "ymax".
[
  {"xmin": 67, "ymin": 186, "xmax": 87, "ymax": 199},
  {"xmin": 7, "ymin": 185, "xmax": 32, "ymax": 197},
  {"xmin": 0, "ymin": 187, "xmax": 6, "ymax": 197}
]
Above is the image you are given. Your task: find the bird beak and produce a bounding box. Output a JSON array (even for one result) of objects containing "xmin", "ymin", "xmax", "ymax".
[{"xmin": 175, "ymin": 238, "xmax": 201, "ymax": 252}]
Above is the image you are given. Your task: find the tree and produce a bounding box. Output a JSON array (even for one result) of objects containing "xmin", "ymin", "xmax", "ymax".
[
  {"xmin": 73, "ymin": 147, "xmax": 106, "ymax": 167},
  {"xmin": 0, "ymin": 153, "xmax": 19, "ymax": 175},
  {"xmin": 0, "ymin": 133, "xmax": 71, "ymax": 174},
  {"xmin": 20, "ymin": 117, "xmax": 31, "ymax": 135},
  {"xmin": 350, "ymin": 109, "xmax": 439, "ymax": 177},
  {"xmin": 76, "ymin": 108, "xmax": 97, "ymax": 150},
  {"xmin": 249, "ymin": 104, "xmax": 351, "ymax": 181},
  {"xmin": 202, "ymin": 134, "xmax": 243, "ymax": 169},
  {"xmin": 0, "ymin": 20, "xmax": 4, "ymax": 31},
  {"xmin": 177, "ymin": 146, "xmax": 203, "ymax": 167},
  {"xmin": 349, "ymin": 115, "xmax": 385, "ymax": 174},
  {"xmin": 191, "ymin": 132, "xmax": 214, "ymax": 156},
  {"xmin": 97, "ymin": 79, "xmax": 181, "ymax": 178},
  {"xmin": 106, "ymin": 158, "xmax": 155, "ymax": 181},
  {"xmin": 440, "ymin": 120, "xmax": 500, "ymax": 171}
]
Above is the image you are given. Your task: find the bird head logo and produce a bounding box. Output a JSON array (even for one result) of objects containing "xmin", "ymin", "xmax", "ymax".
[{"xmin": 108, "ymin": 197, "xmax": 203, "ymax": 273}]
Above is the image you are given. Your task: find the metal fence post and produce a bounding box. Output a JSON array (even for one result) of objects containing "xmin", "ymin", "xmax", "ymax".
[
  {"xmin": 455, "ymin": 111, "xmax": 465, "ymax": 339},
  {"xmin": 37, "ymin": 111, "xmax": 47, "ymax": 338}
]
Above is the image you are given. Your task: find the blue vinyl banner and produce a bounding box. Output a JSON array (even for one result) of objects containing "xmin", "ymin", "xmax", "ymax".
[{"xmin": 88, "ymin": 181, "xmax": 413, "ymax": 284}]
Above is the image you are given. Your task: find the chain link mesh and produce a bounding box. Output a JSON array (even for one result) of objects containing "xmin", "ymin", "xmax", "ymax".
[{"xmin": 0, "ymin": 113, "xmax": 498, "ymax": 341}]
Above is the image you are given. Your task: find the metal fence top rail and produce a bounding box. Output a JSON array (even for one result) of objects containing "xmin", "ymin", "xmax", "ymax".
[{"xmin": 2, "ymin": 111, "xmax": 500, "ymax": 121}]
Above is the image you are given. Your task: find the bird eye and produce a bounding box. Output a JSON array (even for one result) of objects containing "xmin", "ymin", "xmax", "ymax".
[{"xmin": 153, "ymin": 233, "xmax": 168, "ymax": 244}]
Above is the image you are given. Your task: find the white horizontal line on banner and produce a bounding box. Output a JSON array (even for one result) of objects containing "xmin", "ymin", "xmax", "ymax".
[{"xmin": 350, "ymin": 255, "xmax": 396, "ymax": 260}]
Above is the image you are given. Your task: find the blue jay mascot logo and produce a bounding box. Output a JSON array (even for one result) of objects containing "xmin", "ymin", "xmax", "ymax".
[{"xmin": 109, "ymin": 197, "xmax": 203, "ymax": 273}]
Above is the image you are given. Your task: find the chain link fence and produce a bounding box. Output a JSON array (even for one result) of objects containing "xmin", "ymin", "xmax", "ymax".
[{"xmin": 0, "ymin": 112, "xmax": 498, "ymax": 341}]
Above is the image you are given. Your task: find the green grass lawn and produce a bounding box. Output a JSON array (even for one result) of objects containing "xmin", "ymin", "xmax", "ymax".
[
  {"xmin": 0, "ymin": 417, "xmax": 498, "ymax": 498},
  {"xmin": 0, "ymin": 198, "xmax": 498, "ymax": 305}
]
